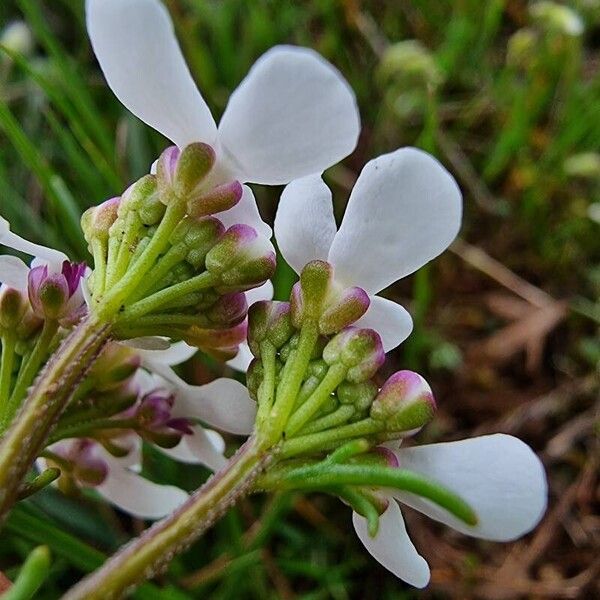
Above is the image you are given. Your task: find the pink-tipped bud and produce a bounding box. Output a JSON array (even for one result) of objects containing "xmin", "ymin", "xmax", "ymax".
[
  {"xmin": 187, "ymin": 180, "xmax": 243, "ymax": 218},
  {"xmin": 370, "ymin": 370, "xmax": 436, "ymax": 433},
  {"xmin": 81, "ymin": 197, "xmax": 120, "ymax": 243},
  {"xmin": 248, "ymin": 300, "xmax": 294, "ymax": 356},
  {"xmin": 184, "ymin": 320, "xmax": 248, "ymax": 358},
  {"xmin": 170, "ymin": 216, "xmax": 225, "ymax": 269},
  {"xmin": 319, "ymin": 286, "xmax": 370, "ymax": 335},
  {"xmin": 157, "ymin": 143, "xmax": 216, "ymax": 202},
  {"xmin": 323, "ymin": 327, "xmax": 385, "ymax": 383},
  {"xmin": 206, "ymin": 292, "xmax": 248, "ymax": 327},
  {"xmin": 205, "ymin": 224, "xmax": 276, "ymax": 293}
]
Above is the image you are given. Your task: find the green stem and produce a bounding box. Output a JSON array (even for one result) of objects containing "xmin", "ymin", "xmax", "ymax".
[
  {"xmin": 2, "ymin": 321, "xmax": 59, "ymax": 431},
  {"xmin": 0, "ymin": 333, "xmax": 17, "ymax": 424},
  {"xmin": 297, "ymin": 405, "xmax": 356, "ymax": 435},
  {"xmin": 63, "ymin": 436, "xmax": 277, "ymax": 600},
  {"xmin": 49, "ymin": 417, "xmax": 138, "ymax": 443},
  {"xmin": 261, "ymin": 320, "xmax": 319, "ymax": 447},
  {"xmin": 285, "ymin": 363, "xmax": 347, "ymax": 436},
  {"xmin": 0, "ymin": 315, "xmax": 111, "ymax": 522},
  {"xmin": 111, "ymin": 211, "xmax": 143, "ymax": 285},
  {"xmin": 280, "ymin": 418, "xmax": 381, "ymax": 458},
  {"xmin": 91, "ymin": 238, "xmax": 107, "ymax": 297},
  {"xmin": 2, "ymin": 546, "xmax": 51, "ymax": 600},
  {"xmin": 117, "ymin": 271, "xmax": 214, "ymax": 322},
  {"xmin": 255, "ymin": 342, "xmax": 277, "ymax": 430},
  {"xmin": 99, "ymin": 200, "xmax": 185, "ymax": 318}
]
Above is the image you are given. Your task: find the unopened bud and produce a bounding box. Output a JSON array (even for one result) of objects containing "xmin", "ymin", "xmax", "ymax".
[
  {"xmin": 206, "ymin": 292, "xmax": 248, "ymax": 327},
  {"xmin": 187, "ymin": 180, "xmax": 243, "ymax": 218},
  {"xmin": 0, "ymin": 287, "xmax": 27, "ymax": 329},
  {"xmin": 323, "ymin": 327, "xmax": 385, "ymax": 383},
  {"xmin": 184, "ymin": 320, "xmax": 247, "ymax": 357},
  {"xmin": 370, "ymin": 370, "xmax": 436, "ymax": 433},
  {"xmin": 170, "ymin": 216, "xmax": 225, "ymax": 269},
  {"xmin": 120, "ymin": 175, "xmax": 158, "ymax": 214},
  {"xmin": 157, "ymin": 143, "xmax": 215, "ymax": 202},
  {"xmin": 248, "ymin": 301, "xmax": 293, "ymax": 356},
  {"xmin": 291, "ymin": 260, "xmax": 333, "ymax": 326},
  {"xmin": 81, "ymin": 197, "xmax": 120, "ymax": 243},
  {"xmin": 337, "ymin": 380, "xmax": 378, "ymax": 412},
  {"xmin": 206, "ymin": 225, "xmax": 276, "ymax": 292},
  {"xmin": 319, "ymin": 286, "xmax": 370, "ymax": 335},
  {"xmin": 92, "ymin": 343, "xmax": 141, "ymax": 390}
]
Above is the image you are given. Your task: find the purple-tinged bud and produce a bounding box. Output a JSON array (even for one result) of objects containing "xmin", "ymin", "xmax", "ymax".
[
  {"xmin": 337, "ymin": 380, "xmax": 378, "ymax": 412},
  {"xmin": 28, "ymin": 260, "xmax": 86, "ymax": 321},
  {"xmin": 319, "ymin": 286, "xmax": 370, "ymax": 335},
  {"xmin": 187, "ymin": 180, "xmax": 243, "ymax": 218},
  {"xmin": 0, "ymin": 286, "xmax": 27, "ymax": 329},
  {"xmin": 136, "ymin": 390, "xmax": 193, "ymax": 448},
  {"xmin": 184, "ymin": 320, "xmax": 248, "ymax": 356},
  {"xmin": 291, "ymin": 260, "xmax": 333, "ymax": 327},
  {"xmin": 323, "ymin": 327, "xmax": 385, "ymax": 383},
  {"xmin": 373, "ymin": 446, "xmax": 400, "ymax": 468},
  {"xmin": 54, "ymin": 440, "xmax": 108, "ymax": 487},
  {"xmin": 157, "ymin": 143, "xmax": 216, "ymax": 203},
  {"xmin": 206, "ymin": 292, "xmax": 248, "ymax": 327},
  {"xmin": 370, "ymin": 370, "xmax": 436, "ymax": 433},
  {"xmin": 81, "ymin": 197, "xmax": 120, "ymax": 243},
  {"xmin": 206, "ymin": 224, "xmax": 276, "ymax": 292},
  {"xmin": 248, "ymin": 301, "xmax": 294, "ymax": 356}
]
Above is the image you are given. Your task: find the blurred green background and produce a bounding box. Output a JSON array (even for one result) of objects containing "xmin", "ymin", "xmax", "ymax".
[{"xmin": 0, "ymin": 0, "xmax": 598, "ymax": 598}]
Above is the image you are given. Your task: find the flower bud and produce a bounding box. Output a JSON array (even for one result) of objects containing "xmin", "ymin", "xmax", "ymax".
[
  {"xmin": 206, "ymin": 225, "xmax": 276, "ymax": 292},
  {"xmin": 323, "ymin": 327, "xmax": 385, "ymax": 383},
  {"xmin": 246, "ymin": 358, "xmax": 263, "ymax": 401},
  {"xmin": 248, "ymin": 301, "xmax": 294, "ymax": 356},
  {"xmin": 506, "ymin": 28, "xmax": 538, "ymax": 69},
  {"xmin": 370, "ymin": 370, "xmax": 436, "ymax": 433},
  {"xmin": 291, "ymin": 261, "xmax": 333, "ymax": 326},
  {"xmin": 28, "ymin": 261, "xmax": 86, "ymax": 321},
  {"xmin": 157, "ymin": 143, "xmax": 215, "ymax": 202},
  {"xmin": 206, "ymin": 292, "xmax": 248, "ymax": 327},
  {"xmin": 1, "ymin": 21, "xmax": 34, "ymax": 57},
  {"xmin": 187, "ymin": 181, "xmax": 243, "ymax": 218},
  {"xmin": 138, "ymin": 189, "xmax": 167, "ymax": 225},
  {"xmin": 135, "ymin": 390, "xmax": 193, "ymax": 448},
  {"xmin": 120, "ymin": 175, "xmax": 158, "ymax": 214},
  {"xmin": 337, "ymin": 380, "xmax": 378, "ymax": 412},
  {"xmin": 54, "ymin": 440, "xmax": 108, "ymax": 487},
  {"xmin": 184, "ymin": 320, "xmax": 247, "ymax": 357},
  {"xmin": 0, "ymin": 287, "xmax": 27, "ymax": 329},
  {"xmin": 318, "ymin": 286, "xmax": 370, "ymax": 335},
  {"xmin": 81, "ymin": 197, "xmax": 120, "ymax": 243},
  {"xmin": 170, "ymin": 216, "xmax": 225, "ymax": 269}
]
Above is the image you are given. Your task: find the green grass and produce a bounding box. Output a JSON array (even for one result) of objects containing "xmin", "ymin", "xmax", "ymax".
[{"xmin": 0, "ymin": 0, "xmax": 598, "ymax": 598}]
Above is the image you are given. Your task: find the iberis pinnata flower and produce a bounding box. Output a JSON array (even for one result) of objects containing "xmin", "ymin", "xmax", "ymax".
[
  {"xmin": 40, "ymin": 340, "xmax": 256, "ymax": 519},
  {"xmin": 274, "ymin": 148, "xmax": 462, "ymax": 352},
  {"xmin": 86, "ymin": 0, "xmax": 360, "ymax": 222}
]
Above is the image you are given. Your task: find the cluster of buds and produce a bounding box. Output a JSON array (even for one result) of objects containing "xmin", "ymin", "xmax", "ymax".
[
  {"xmin": 247, "ymin": 261, "xmax": 436, "ymax": 453},
  {"xmin": 81, "ymin": 142, "xmax": 275, "ymax": 358}
]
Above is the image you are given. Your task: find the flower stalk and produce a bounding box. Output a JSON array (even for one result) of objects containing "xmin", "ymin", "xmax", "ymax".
[{"xmin": 63, "ymin": 436, "xmax": 277, "ymax": 600}]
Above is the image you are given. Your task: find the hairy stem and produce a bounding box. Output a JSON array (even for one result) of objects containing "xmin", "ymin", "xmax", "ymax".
[
  {"xmin": 64, "ymin": 436, "xmax": 277, "ymax": 600},
  {"xmin": 0, "ymin": 315, "xmax": 111, "ymax": 522}
]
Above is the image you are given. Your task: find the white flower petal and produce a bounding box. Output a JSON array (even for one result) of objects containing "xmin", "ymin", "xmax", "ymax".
[
  {"xmin": 352, "ymin": 500, "xmax": 430, "ymax": 587},
  {"xmin": 0, "ymin": 225, "xmax": 67, "ymax": 268},
  {"xmin": 274, "ymin": 175, "xmax": 337, "ymax": 274},
  {"xmin": 245, "ymin": 280, "xmax": 274, "ymax": 305},
  {"xmin": 137, "ymin": 340, "xmax": 197, "ymax": 367},
  {"xmin": 158, "ymin": 425, "xmax": 226, "ymax": 472},
  {"xmin": 97, "ymin": 461, "xmax": 188, "ymax": 519},
  {"xmin": 328, "ymin": 148, "xmax": 462, "ymax": 294},
  {"xmin": 226, "ymin": 342, "xmax": 254, "ymax": 372},
  {"xmin": 86, "ymin": 0, "xmax": 216, "ymax": 147},
  {"xmin": 0, "ymin": 255, "xmax": 30, "ymax": 291},
  {"xmin": 218, "ymin": 46, "xmax": 360, "ymax": 185},
  {"xmin": 393, "ymin": 434, "xmax": 547, "ymax": 541},
  {"xmin": 173, "ymin": 378, "xmax": 256, "ymax": 435},
  {"xmin": 216, "ymin": 185, "xmax": 271, "ymax": 239},
  {"xmin": 354, "ymin": 296, "xmax": 413, "ymax": 352}
]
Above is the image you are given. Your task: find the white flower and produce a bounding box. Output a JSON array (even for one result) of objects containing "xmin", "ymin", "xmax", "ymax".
[
  {"xmin": 353, "ymin": 434, "xmax": 547, "ymax": 587},
  {"xmin": 85, "ymin": 0, "xmax": 360, "ymax": 236},
  {"xmin": 274, "ymin": 147, "xmax": 462, "ymax": 352}
]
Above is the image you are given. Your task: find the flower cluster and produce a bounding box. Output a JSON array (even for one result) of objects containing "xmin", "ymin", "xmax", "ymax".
[{"xmin": 0, "ymin": 0, "xmax": 549, "ymax": 595}]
